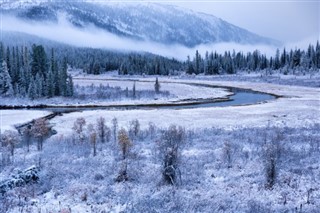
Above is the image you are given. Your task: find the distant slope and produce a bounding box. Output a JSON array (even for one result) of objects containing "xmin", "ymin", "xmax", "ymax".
[{"xmin": 1, "ymin": 0, "xmax": 279, "ymax": 47}]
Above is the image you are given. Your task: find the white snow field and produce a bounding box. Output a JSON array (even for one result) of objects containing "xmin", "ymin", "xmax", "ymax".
[
  {"xmin": 1, "ymin": 77, "xmax": 319, "ymax": 213},
  {"xmin": 0, "ymin": 110, "xmax": 51, "ymax": 132},
  {"xmin": 51, "ymin": 77, "xmax": 320, "ymax": 136}
]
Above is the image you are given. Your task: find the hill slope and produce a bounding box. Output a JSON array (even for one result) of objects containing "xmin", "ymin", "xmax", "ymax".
[{"xmin": 1, "ymin": 0, "xmax": 279, "ymax": 47}]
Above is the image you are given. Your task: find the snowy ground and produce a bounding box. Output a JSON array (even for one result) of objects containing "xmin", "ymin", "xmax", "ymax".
[
  {"xmin": 0, "ymin": 75, "xmax": 231, "ymax": 107},
  {"xmin": 1, "ymin": 76, "xmax": 319, "ymax": 212},
  {"xmin": 0, "ymin": 110, "xmax": 51, "ymax": 132},
  {"xmin": 73, "ymin": 75, "xmax": 232, "ymax": 102},
  {"xmin": 1, "ymin": 123, "xmax": 319, "ymax": 212},
  {"xmin": 50, "ymin": 77, "xmax": 320, "ymax": 136}
]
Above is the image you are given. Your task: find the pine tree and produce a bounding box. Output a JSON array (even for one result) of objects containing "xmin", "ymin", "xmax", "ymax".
[
  {"xmin": 0, "ymin": 61, "xmax": 14, "ymax": 96},
  {"xmin": 46, "ymin": 69, "xmax": 55, "ymax": 98},
  {"xmin": 31, "ymin": 44, "xmax": 48, "ymax": 78},
  {"xmin": 154, "ymin": 77, "xmax": 160, "ymax": 94},
  {"xmin": 28, "ymin": 77, "xmax": 37, "ymax": 100},
  {"xmin": 195, "ymin": 50, "xmax": 200, "ymax": 74},
  {"xmin": 66, "ymin": 75, "xmax": 74, "ymax": 97},
  {"xmin": 60, "ymin": 57, "xmax": 68, "ymax": 96},
  {"xmin": 132, "ymin": 81, "xmax": 136, "ymax": 99}
]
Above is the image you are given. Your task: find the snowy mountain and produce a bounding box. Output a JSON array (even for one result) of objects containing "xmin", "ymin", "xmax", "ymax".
[{"xmin": 1, "ymin": 0, "xmax": 279, "ymax": 47}]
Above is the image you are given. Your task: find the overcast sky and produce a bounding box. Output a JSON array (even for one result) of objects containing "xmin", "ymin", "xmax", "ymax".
[{"xmin": 151, "ymin": 0, "xmax": 319, "ymax": 44}]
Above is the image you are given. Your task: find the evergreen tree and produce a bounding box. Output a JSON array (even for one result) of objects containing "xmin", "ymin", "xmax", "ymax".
[
  {"xmin": 132, "ymin": 81, "xmax": 136, "ymax": 99},
  {"xmin": 154, "ymin": 77, "xmax": 160, "ymax": 94},
  {"xmin": 66, "ymin": 75, "xmax": 74, "ymax": 97},
  {"xmin": 31, "ymin": 44, "xmax": 48, "ymax": 78},
  {"xmin": 93, "ymin": 62, "xmax": 100, "ymax": 75},
  {"xmin": 6, "ymin": 47, "xmax": 11, "ymax": 77},
  {"xmin": 274, "ymin": 49, "xmax": 280, "ymax": 70},
  {"xmin": 60, "ymin": 57, "xmax": 68, "ymax": 96},
  {"xmin": 194, "ymin": 50, "xmax": 200, "ymax": 74},
  {"xmin": 280, "ymin": 48, "xmax": 287, "ymax": 67},
  {"xmin": 186, "ymin": 55, "xmax": 194, "ymax": 74},
  {"xmin": 292, "ymin": 49, "xmax": 301, "ymax": 67},
  {"xmin": 315, "ymin": 41, "xmax": 320, "ymax": 68},
  {"xmin": 28, "ymin": 77, "xmax": 37, "ymax": 100},
  {"xmin": 0, "ymin": 61, "xmax": 14, "ymax": 96}
]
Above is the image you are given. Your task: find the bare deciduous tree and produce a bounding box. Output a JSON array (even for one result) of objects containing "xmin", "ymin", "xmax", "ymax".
[
  {"xmin": 148, "ymin": 122, "xmax": 156, "ymax": 139},
  {"xmin": 223, "ymin": 140, "xmax": 233, "ymax": 168},
  {"xmin": 72, "ymin": 117, "xmax": 86, "ymax": 143},
  {"xmin": 116, "ymin": 128, "xmax": 132, "ymax": 182},
  {"xmin": 1, "ymin": 130, "xmax": 20, "ymax": 157},
  {"xmin": 1, "ymin": 130, "xmax": 20, "ymax": 166},
  {"xmin": 118, "ymin": 128, "xmax": 132, "ymax": 160},
  {"xmin": 88, "ymin": 124, "xmax": 97, "ymax": 157},
  {"xmin": 30, "ymin": 118, "xmax": 50, "ymax": 151},
  {"xmin": 159, "ymin": 125, "xmax": 185, "ymax": 185},
  {"xmin": 96, "ymin": 117, "xmax": 106, "ymax": 143},
  {"xmin": 129, "ymin": 119, "xmax": 140, "ymax": 139},
  {"xmin": 263, "ymin": 127, "xmax": 283, "ymax": 189},
  {"xmin": 112, "ymin": 117, "xmax": 118, "ymax": 144},
  {"xmin": 22, "ymin": 126, "xmax": 32, "ymax": 152}
]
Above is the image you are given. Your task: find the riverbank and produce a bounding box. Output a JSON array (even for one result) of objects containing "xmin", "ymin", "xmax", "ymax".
[{"xmin": 49, "ymin": 78, "xmax": 319, "ymax": 137}]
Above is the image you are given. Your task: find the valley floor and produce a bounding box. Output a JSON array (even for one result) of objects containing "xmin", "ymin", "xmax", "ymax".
[{"xmin": 0, "ymin": 75, "xmax": 319, "ymax": 212}]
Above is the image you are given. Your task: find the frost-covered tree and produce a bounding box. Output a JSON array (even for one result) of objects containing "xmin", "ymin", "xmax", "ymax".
[
  {"xmin": 132, "ymin": 81, "xmax": 136, "ymax": 99},
  {"xmin": 0, "ymin": 61, "xmax": 13, "ymax": 96},
  {"xmin": 66, "ymin": 75, "xmax": 74, "ymax": 97},
  {"xmin": 30, "ymin": 118, "xmax": 50, "ymax": 151},
  {"xmin": 160, "ymin": 125, "xmax": 185, "ymax": 185},
  {"xmin": 129, "ymin": 119, "xmax": 140, "ymax": 139},
  {"xmin": 112, "ymin": 117, "xmax": 118, "ymax": 144},
  {"xmin": 118, "ymin": 128, "xmax": 132, "ymax": 160},
  {"xmin": 1, "ymin": 130, "xmax": 20, "ymax": 158},
  {"xmin": 116, "ymin": 128, "xmax": 132, "ymax": 182},
  {"xmin": 154, "ymin": 77, "xmax": 160, "ymax": 94},
  {"xmin": 87, "ymin": 124, "xmax": 97, "ymax": 157},
  {"xmin": 96, "ymin": 117, "xmax": 107, "ymax": 143},
  {"xmin": 72, "ymin": 117, "xmax": 86, "ymax": 143}
]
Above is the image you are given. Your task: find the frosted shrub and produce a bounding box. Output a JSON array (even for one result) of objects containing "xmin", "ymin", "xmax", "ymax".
[
  {"xmin": 129, "ymin": 119, "xmax": 140, "ymax": 140},
  {"xmin": 1, "ymin": 130, "xmax": 20, "ymax": 164},
  {"xmin": 30, "ymin": 118, "xmax": 51, "ymax": 151},
  {"xmin": 72, "ymin": 117, "xmax": 86, "ymax": 144},
  {"xmin": 116, "ymin": 128, "xmax": 132, "ymax": 182},
  {"xmin": 160, "ymin": 125, "xmax": 185, "ymax": 185}
]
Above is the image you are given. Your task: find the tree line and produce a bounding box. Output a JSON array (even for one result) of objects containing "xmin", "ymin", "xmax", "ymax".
[
  {"xmin": 0, "ymin": 43, "xmax": 73, "ymax": 99},
  {"xmin": 186, "ymin": 41, "xmax": 320, "ymax": 75},
  {"xmin": 2, "ymin": 41, "xmax": 319, "ymax": 99}
]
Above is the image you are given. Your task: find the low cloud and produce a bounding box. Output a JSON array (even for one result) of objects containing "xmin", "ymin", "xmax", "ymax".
[{"xmin": 0, "ymin": 14, "xmax": 295, "ymax": 60}]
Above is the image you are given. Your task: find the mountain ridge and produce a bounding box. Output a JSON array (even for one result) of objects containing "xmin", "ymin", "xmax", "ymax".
[{"xmin": 1, "ymin": 0, "xmax": 280, "ymax": 47}]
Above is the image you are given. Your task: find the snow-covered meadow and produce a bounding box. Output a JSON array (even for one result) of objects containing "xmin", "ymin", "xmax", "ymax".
[
  {"xmin": 0, "ymin": 76, "xmax": 319, "ymax": 212},
  {"xmin": 0, "ymin": 110, "xmax": 51, "ymax": 132}
]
